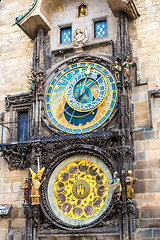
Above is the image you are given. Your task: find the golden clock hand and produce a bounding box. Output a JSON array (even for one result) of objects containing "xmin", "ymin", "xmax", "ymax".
[
  {"xmin": 85, "ymin": 65, "xmax": 91, "ymax": 75},
  {"xmin": 78, "ymin": 74, "xmax": 101, "ymax": 100},
  {"xmin": 79, "ymin": 66, "xmax": 91, "ymax": 98},
  {"xmin": 79, "ymin": 76, "xmax": 87, "ymax": 97},
  {"xmin": 86, "ymin": 74, "xmax": 101, "ymax": 89},
  {"xmin": 78, "ymin": 66, "xmax": 92, "ymax": 98}
]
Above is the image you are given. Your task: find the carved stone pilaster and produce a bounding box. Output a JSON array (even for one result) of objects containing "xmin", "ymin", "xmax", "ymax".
[
  {"xmin": 116, "ymin": 12, "xmax": 132, "ymax": 61},
  {"xmin": 126, "ymin": 200, "xmax": 139, "ymax": 239},
  {"xmin": 23, "ymin": 204, "xmax": 32, "ymax": 219},
  {"xmin": 32, "ymin": 27, "xmax": 46, "ymax": 76}
]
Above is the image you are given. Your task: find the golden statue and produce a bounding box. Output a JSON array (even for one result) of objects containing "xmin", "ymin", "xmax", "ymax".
[
  {"xmin": 126, "ymin": 170, "xmax": 137, "ymax": 200},
  {"xmin": 80, "ymin": 5, "xmax": 86, "ymax": 17},
  {"xmin": 30, "ymin": 167, "xmax": 46, "ymax": 205},
  {"xmin": 113, "ymin": 61, "xmax": 121, "ymax": 82}
]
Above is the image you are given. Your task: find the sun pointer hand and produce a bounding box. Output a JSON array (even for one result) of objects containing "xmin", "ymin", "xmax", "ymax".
[
  {"xmin": 78, "ymin": 74, "xmax": 101, "ymax": 101},
  {"xmin": 78, "ymin": 66, "xmax": 92, "ymax": 99}
]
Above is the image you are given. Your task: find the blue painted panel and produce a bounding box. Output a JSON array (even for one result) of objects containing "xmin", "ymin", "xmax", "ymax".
[
  {"xmin": 57, "ymin": 72, "xmax": 62, "ymax": 79},
  {"xmin": 46, "ymin": 95, "xmax": 50, "ymax": 102},
  {"xmin": 88, "ymin": 63, "xmax": 94, "ymax": 67},
  {"xmin": 71, "ymin": 64, "xmax": 77, "ymax": 68},
  {"xmin": 61, "ymin": 27, "xmax": 72, "ymax": 44},
  {"xmin": 48, "ymin": 111, "xmax": 53, "ymax": 119},
  {"xmin": 46, "ymin": 104, "xmax": 50, "ymax": 111},
  {"xmin": 112, "ymin": 93, "xmax": 116, "ymax": 99},
  {"xmin": 95, "ymin": 20, "xmax": 107, "ymax": 38},
  {"xmin": 51, "ymin": 79, "xmax": 56, "ymax": 86},
  {"xmin": 65, "ymin": 128, "xmax": 72, "ymax": 133},
  {"xmin": 105, "ymin": 110, "xmax": 111, "ymax": 118},
  {"xmin": 52, "ymin": 118, "xmax": 58, "ymax": 125},
  {"xmin": 110, "ymin": 101, "xmax": 115, "ymax": 109},
  {"xmin": 109, "ymin": 76, "xmax": 113, "ymax": 82},
  {"xmin": 63, "ymin": 67, "xmax": 69, "ymax": 72},
  {"xmin": 48, "ymin": 87, "xmax": 52, "ymax": 94},
  {"xmin": 96, "ymin": 65, "xmax": 102, "ymax": 70},
  {"xmin": 80, "ymin": 62, "xmax": 86, "ymax": 66},
  {"xmin": 103, "ymin": 69, "xmax": 108, "ymax": 75},
  {"xmin": 83, "ymin": 127, "xmax": 91, "ymax": 133},
  {"xmin": 91, "ymin": 123, "xmax": 99, "ymax": 130},
  {"xmin": 112, "ymin": 84, "xmax": 115, "ymax": 90},
  {"xmin": 58, "ymin": 124, "xmax": 64, "ymax": 130},
  {"xmin": 73, "ymin": 129, "xmax": 81, "ymax": 134},
  {"xmin": 99, "ymin": 117, "xmax": 106, "ymax": 125}
]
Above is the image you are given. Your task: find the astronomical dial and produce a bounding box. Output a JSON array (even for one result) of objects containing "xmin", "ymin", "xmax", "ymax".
[{"xmin": 45, "ymin": 62, "xmax": 117, "ymax": 134}]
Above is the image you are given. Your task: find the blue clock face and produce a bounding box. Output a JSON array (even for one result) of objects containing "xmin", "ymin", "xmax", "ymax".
[
  {"xmin": 67, "ymin": 71, "xmax": 106, "ymax": 112},
  {"xmin": 45, "ymin": 62, "xmax": 117, "ymax": 134}
]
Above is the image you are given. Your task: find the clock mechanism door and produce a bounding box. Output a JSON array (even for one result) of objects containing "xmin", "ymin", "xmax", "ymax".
[{"xmin": 45, "ymin": 62, "xmax": 117, "ymax": 134}]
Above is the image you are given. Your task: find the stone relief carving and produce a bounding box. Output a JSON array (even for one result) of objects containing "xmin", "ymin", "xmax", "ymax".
[
  {"xmin": 13, "ymin": 232, "xmax": 21, "ymax": 240},
  {"xmin": 73, "ymin": 28, "xmax": 88, "ymax": 48}
]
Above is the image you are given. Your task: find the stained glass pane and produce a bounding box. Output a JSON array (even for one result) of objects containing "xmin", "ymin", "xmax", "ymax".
[
  {"xmin": 95, "ymin": 20, "xmax": 107, "ymax": 38},
  {"xmin": 60, "ymin": 27, "xmax": 72, "ymax": 44},
  {"xmin": 18, "ymin": 111, "xmax": 28, "ymax": 142}
]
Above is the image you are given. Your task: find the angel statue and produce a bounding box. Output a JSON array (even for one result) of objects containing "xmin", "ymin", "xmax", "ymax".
[{"xmin": 30, "ymin": 167, "xmax": 46, "ymax": 205}]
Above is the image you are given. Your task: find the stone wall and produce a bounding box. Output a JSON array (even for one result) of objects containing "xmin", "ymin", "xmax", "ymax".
[
  {"xmin": 1, "ymin": 0, "xmax": 160, "ymax": 239},
  {"xmin": 0, "ymin": 0, "xmax": 33, "ymax": 239},
  {"xmin": 50, "ymin": 0, "xmax": 116, "ymax": 51},
  {"xmin": 129, "ymin": 0, "xmax": 160, "ymax": 238}
]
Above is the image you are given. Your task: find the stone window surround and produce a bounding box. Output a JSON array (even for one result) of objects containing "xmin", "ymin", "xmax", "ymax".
[
  {"xmin": 7, "ymin": 103, "xmax": 32, "ymax": 143},
  {"xmin": 58, "ymin": 23, "xmax": 73, "ymax": 46},
  {"xmin": 54, "ymin": 15, "xmax": 109, "ymax": 51},
  {"xmin": 60, "ymin": 25, "xmax": 72, "ymax": 44},
  {"xmin": 92, "ymin": 16, "xmax": 108, "ymax": 40}
]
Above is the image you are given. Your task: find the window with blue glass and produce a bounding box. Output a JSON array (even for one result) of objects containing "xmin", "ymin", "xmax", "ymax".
[
  {"xmin": 18, "ymin": 111, "xmax": 28, "ymax": 142},
  {"xmin": 94, "ymin": 20, "xmax": 107, "ymax": 38},
  {"xmin": 60, "ymin": 27, "xmax": 72, "ymax": 44}
]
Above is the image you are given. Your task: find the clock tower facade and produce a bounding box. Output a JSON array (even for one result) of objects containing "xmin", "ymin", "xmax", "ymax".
[{"xmin": 2, "ymin": 1, "xmax": 159, "ymax": 240}]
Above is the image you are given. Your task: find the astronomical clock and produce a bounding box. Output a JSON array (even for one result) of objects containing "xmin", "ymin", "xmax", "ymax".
[
  {"xmin": 40, "ymin": 58, "xmax": 118, "ymax": 230},
  {"xmin": 1, "ymin": 0, "xmax": 139, "ymax": 238},
  {"xmin": 45, "ymin": 61, "xmax": 117, "ymax": 134}
]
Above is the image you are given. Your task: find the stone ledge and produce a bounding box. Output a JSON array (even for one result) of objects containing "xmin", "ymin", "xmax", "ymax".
[
  {"xmin": 15, "ymin": 0, "xmax": 140, "ymax": 39},
  {"xmin": 135, "ymin": 228, "xmax": 160, "ymax": 239},
  {"xmin": 107, "ymin": 0, "xmax": 140, "ymax": 19}
]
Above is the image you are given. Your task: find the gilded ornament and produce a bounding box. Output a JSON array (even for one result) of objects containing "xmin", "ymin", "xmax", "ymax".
[
  {"xmin": 30, "ymin": 167, "xmax": 46, "ymax": 205},
  {"xmin": 53, "ymin": 160, "xmax": 109, "ymax": 220},
  {"xmin": 126, "ymin": 170, "xmax": 137, "ymax": 200}
]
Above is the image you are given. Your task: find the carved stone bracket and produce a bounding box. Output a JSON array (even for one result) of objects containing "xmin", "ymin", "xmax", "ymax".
[
  {"xmin": 5, "ymin": 93, "xmax": 32, "ymax": 110},
  {"xmin": 116, "ymin": 145, "xmax": 134, "ymax": 159},
  {"xmin": 1, "ymin": 144, "xmax": 31, "ymax": 170},
  {"xmin": 0, "ymin": 131, "xmax": 118, "ymax": 170},
  {"xmin": 107, "ymin": 0, "xmax": 140, "ymax": 20}
]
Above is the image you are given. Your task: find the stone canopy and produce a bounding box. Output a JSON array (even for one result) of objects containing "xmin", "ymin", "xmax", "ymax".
[{"xmin": 14, "ymin": 0, "xmax": 139, "ymax": 39}]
